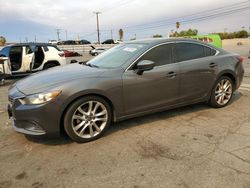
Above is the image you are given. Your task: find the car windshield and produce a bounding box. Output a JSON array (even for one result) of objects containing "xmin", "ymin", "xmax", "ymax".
[{"xmin": 87, "ymin": 43, "xmax": 147, "ymax": 69}]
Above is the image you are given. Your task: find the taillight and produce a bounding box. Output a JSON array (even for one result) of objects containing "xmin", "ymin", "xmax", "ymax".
[
  {"xmin": 59, "ymin": 53, "xmax": 65, "ymax": 57},
  {"xmin": 237, "ymin": 56, "xmax": 244, "ymax": 63}
]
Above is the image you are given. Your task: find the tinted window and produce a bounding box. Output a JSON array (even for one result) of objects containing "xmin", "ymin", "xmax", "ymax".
[
  {"xmin": 175, "ymin": 43, "xmax": 205, "ymax": 62},
  {"xmin": 204, "ymin": 46, "xmax": 217, "ymax": 56},
  {"xmin": 43, "ymin": 46, "xmax": 49, "ymax": 52},
  {"xmin": 0, "ymin": 47, "xmax": 10, "ymax": 57},
  {"xmin": 137, "ymin": 44, "xmax": 173, "ymax": 67}
]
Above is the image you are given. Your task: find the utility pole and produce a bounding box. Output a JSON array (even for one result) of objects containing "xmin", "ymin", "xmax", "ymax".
[
  {"xmin": 111, "ymin": 29, "xmax": 113, "ymax": 40},
  {"xmin": 65, "ymin": 30, "xmax": 68, "ymax": 41},
  {"xmin": 93, "ymin": 12, "xmax": 101, "ymax": 44},
  {"xmin": 56, "ymin": 29, "xmax": 61, "ymax": 41},
  {"xmin": 34, "ymin": 35, "xmax": 37, "ymax": 43}
]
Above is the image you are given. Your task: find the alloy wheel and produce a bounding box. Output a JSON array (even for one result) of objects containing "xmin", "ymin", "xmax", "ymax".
[
  {"xmin": 71, "ymin": 101, "xmax": 108, "ymax": 139},
  {"xmin": 215, "ymin": 79, "xmax": 233, "ymax": 106}
]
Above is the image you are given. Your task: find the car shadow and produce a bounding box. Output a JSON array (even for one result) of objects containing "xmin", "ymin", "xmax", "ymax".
[
  {"xmin": 25, "ymin": 134, "xmax": 74, "ymax": 146},
  {"xmin": 104, "ymin": 91, "xmax": 243, "ymax": 138},
  {"xmin": 25, "ymin": 91, "xmax": 243, "ymax": 145}
]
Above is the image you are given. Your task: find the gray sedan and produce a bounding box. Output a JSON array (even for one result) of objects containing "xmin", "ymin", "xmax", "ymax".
[{"xmin": 8, "ymin": 38, "xmax": 244, "ymax": 143}]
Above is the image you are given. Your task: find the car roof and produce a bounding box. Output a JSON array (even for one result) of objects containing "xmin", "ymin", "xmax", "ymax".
[
  {"xmin": 126, "ymin": 37, "xmax": 218, "ymax": 48},
  {"xmin": 5, "ymin": 43, "xmax": 57, "ymax": 47}
]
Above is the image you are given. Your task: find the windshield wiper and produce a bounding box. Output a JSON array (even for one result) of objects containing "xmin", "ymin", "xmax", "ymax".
[{"xmin": 85, "ymin": 63, "xmax": 99, "ymax": 68}]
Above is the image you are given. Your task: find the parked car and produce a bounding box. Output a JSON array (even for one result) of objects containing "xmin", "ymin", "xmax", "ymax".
[
  {"xmin": 0, "ymin": 43, "xmax": 67, "ymax": 75},
  {"xmin": 8, "ymin": 38, "xmax": 244, "ymax": 143},
  {"xmin": 115, "ymin": 40, "xmax": 123, "ymax": 44},
  {"xmin": 62, "ymin": 40, "xmax": 77, "ymax": 45},
  {"xmin": 79, "ymin": 40, "xmax": 91, "ymax": 45},
  {"xmin": 89, "ymin": 46, "xmax": 106, "ymax": 56},
  {"xmin": 63, "ymin": 50, "xmax": 82, "ymax": 57},
  {"xmin": 48, "ymin": 40, "xmax": 62, "ymax": 45},
  {"xmin": 0, "ymin": 57, "xmax": 11, "ymax": 85},
  {"xmin": 102, "ymin": 39, "xmax": 115, "ymax": 44}
]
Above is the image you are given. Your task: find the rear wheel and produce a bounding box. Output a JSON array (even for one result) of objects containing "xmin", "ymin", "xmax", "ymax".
[
  {"xmin": 209, "ymin": 76, "xmax": 234, "ymax": 108},
  {"xmin": 64, "ymin": 96, "xmax": 111, "ymax": 143}
]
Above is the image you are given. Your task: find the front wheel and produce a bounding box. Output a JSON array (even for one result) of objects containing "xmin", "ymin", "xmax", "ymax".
[
  {"xmin": 64, "ymin": 96, "xmax": 112, "ymax": 143},
  {"xmin": 209, "ymin": 76, "xmax": 234, "ymax": 108}
]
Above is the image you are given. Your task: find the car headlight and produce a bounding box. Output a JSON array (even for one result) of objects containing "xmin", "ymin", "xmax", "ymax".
[{"xmin": 19, "ymin": 91, "xmax": 61, "ymax": 105}]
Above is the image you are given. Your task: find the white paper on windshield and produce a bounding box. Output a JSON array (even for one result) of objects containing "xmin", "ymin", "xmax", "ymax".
[{"xmin": 123, "ymin": 47, "xmax": 137, "ymax": 52}]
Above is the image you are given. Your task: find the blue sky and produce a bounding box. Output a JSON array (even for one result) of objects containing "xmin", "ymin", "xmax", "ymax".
[{"xmin": 0, "ymin": 0, "xmax": 250, "ymax": 42}]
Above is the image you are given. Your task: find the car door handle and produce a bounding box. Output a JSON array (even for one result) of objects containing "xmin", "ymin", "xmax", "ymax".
[
  {"xmin": 209, "ymin": 62, "xmax": 217, "ymax": 68},
  {"xmin": 167, "ymin": 71, "xmax": 177, "ymax": 78}
]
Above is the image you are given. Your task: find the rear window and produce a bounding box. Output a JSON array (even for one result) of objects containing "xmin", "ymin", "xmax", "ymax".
[
  {"xmin": 204, "ymin": 46, "xmax": 217, "ymax": 56},
  {"xmin": 43, "ymin": 46, "xmax": 49, "ymax": 52}
]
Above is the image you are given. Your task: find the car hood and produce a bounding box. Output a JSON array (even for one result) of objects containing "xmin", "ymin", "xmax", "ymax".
[{"xmin": 16, "ymin": 63, "xmax": 106, "ymax": 95}]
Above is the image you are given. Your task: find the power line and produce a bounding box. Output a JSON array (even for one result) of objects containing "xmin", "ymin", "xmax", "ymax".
[
  {"xmin": 119, "ymin": 0, "xmax": 250, "ymax": 30},
  {"xmin": 121, "ymin": 3, "xmax": 250, "ymax": 33}
]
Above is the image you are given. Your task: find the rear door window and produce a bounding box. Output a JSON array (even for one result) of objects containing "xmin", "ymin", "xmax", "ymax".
[{"xmin": 175, "ymin": 43, "xmax": 205, "ymax": 62}]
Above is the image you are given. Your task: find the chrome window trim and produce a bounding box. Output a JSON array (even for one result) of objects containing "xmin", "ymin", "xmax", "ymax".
[{"xmin": 125, "ymin": 41, "xmax": 220, "ymax": 72}]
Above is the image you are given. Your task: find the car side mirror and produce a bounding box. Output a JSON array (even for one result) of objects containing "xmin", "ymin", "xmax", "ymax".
[{"xmin": 135, "ymin": 60, "xmax": 155, "ymax": 75}]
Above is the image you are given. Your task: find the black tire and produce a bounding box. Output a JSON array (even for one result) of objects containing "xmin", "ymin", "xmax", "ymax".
[
  {"xmin": 209, "ymin": 76, "xmax": 234, "ymax": 108},
  {"xmin": 43, "ymin": 62, "xmax": 59, "ymax": 70},
  {"xmin": 64, "ymin": 96, "xmax": 112, "ymax": 143}
]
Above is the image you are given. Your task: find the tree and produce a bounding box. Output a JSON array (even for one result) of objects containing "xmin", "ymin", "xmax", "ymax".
[
  {"xmin": 118, "ymin": 29, "xmax": 124, "ymax": 41},
  {"xmin": 169, "ymin": 29, "xmax": 198, "ymax": 37},
  {"xmin": 0, "ymin": 36, "xmax": 6, "ymax": 46},
  {"xmin": 153, "ymin": 34, "xmax": 163, "ymax": 38},
  {"xmin": 176, "ymin": 22, "xmax": 180, "ymax": 31},
  {"xmin": 236, "ymin": 30, "xmax": 248, "ymax": 38}
]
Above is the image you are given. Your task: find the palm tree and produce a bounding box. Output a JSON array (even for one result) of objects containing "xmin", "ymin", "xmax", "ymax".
[
  {"xmin": 176, "ymin": 22, "xmax": 180, "ymax": 32},
  {"xmin": 118, "ymin": 29, "xmax": 124, "ymax": 41}
]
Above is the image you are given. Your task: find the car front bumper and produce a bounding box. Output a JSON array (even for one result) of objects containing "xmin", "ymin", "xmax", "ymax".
[{"xmin": 8, "ymin": 87, "xmax": 61, "ymax": 137}]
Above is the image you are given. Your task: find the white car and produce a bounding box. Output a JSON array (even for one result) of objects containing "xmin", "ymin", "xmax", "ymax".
[
  {"xmin": 48, "ymin": 40, "xmax": 62, "ymax": 45},
  {"xmin": 0, "ymin": 57, "xmax": 11, "ymax": 85},
  {"xmin": 0, "ymin": 43, "xmax": 67, "ymax": 75},
  {"xmin": 89, "ymin": 46, "xmax": 106, "ymax": 56}
]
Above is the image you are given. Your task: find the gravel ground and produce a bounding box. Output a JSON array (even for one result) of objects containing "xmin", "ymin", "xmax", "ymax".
[{"xmin": 0, "ymin": 44, "xmax": 250, "ymax": 188}]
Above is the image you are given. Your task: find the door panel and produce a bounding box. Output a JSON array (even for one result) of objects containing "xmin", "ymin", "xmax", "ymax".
[
  {"xmin": 23, "ymin": 46, "xmax": 34, "ymax": 72},
  {"xmin": 174, "ymin": 42, "xmax": 217, "ymax": 102},
  {"xmin": 178, "ymin": 58, "xmax": 216, "ymax": 101},
  {"xmin": 123, "ymin": 64, "xmax": 180, "ymax": 115}
]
